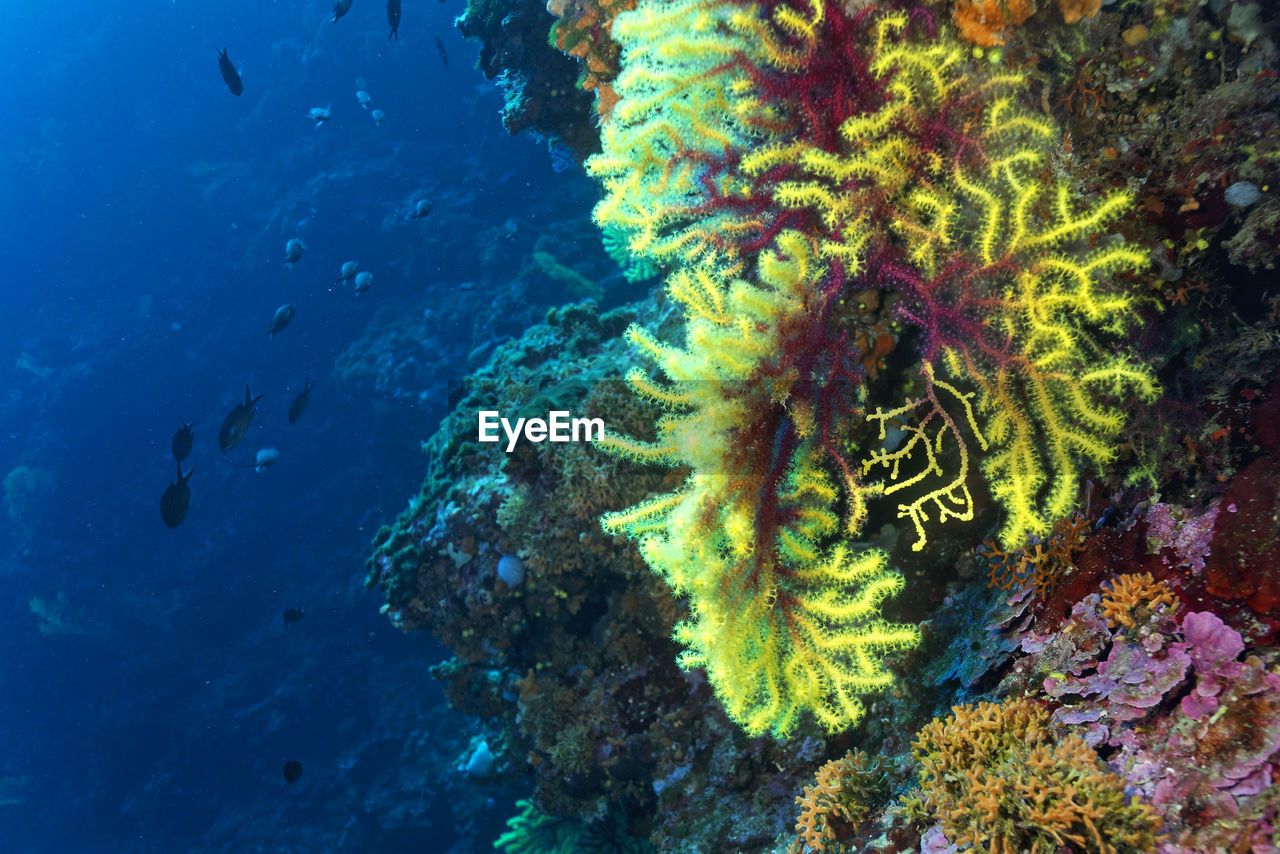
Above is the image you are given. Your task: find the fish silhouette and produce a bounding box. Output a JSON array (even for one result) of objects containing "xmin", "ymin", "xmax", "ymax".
[
  {"xmin": 160, "ymin": 462, "xmax": 194, "ymax": 529},
  {"xmin": 218, "ymin": 385, "xmax": 263, "ymax": 453},
  {"xmin": 387, "ymin": 0, "xmax": 401, "ymax": 40},
  {"xmin": 171, "ymin": 422, "xmax": 193, "ymax": 462},
  {"xmin": 335, "ymin": 261, "xmax": 358, "ymax": 284},
  {"xmin": 266, "ymin": 304, "xmax": 296, "ymax": 338},
  {"xmin": 289, "ymin": 379, "xmax": 314, "ymax": 424},
  {"xmin": 217, "ymin": 47, "xmax": 243, "ymax": 96}
]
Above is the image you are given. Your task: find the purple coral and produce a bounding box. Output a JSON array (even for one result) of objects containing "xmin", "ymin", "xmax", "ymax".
[
  {"xmin": 1144, "ymin": 501, "xmax": 1219, "ymax": 576},
  {"xmin": 1182, "ymin": 610, "xmax": 1246, "ymax": 673}
]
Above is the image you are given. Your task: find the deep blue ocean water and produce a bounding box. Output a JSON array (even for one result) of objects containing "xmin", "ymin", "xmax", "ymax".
[{"xmin": 0, "ymin": 2, "xmax": 605, "ymax": 850}]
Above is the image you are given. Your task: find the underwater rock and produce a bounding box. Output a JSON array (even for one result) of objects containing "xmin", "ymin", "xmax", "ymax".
[{"xmin": 455, "ymin": 0, "xmax": 599, "ymax": 159}]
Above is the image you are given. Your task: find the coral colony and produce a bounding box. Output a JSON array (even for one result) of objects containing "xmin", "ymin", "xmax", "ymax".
[
  {"xmin": 592, "ymin": 2, "xmax": 1152, "ymax": 736},
  {"xmin": 368, "ymin": 0, "xmax": 1280, "ymax": 850}
]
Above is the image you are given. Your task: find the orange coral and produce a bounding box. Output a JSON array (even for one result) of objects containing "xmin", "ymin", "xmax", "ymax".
[
  {"xmin": 953, "ymin": 0, "xmax": 1035, "ymax": 47},
  {"xmin": 1056, "ymin": 0, "xmax": 1102, "ymax": 24},
  {"xmin": 550, "ymin": 0, "xmax": 638, "ymax": 119},
  {"xmin": 790, "ymin": 750, "xmax": 886, "ymax": 853},
  {"xmin": 985, "ymin": 513, "xmax": 1089, "ymax": 599},
  {"xmin": 1101, "ymin": 572, "xmax": 1180, "ymax": 629},
  {"xmin": 913, "ymin": 698, "xmax": 1163, "ymax": 854}
]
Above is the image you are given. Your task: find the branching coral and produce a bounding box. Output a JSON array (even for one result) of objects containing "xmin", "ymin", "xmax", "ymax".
[
  {"xmin": 984, "ymin": 512, "xmax": 1090, "ymax": 599},
  {"xmin": 789, "ymin": 749, "xmax": 887, "ymax": 853},
  {"xmin": 601, "ymin": 234, "xmax": 921, "ymax": 739},
  {"xmin": 589, "ymin": 0, "xmax": 1155, "ymax": 737},
  {"xmin": 1100, "ymin": 572, "xmax": 1179, "ymax": 630},
  {"xmin": 913, "ymin": 697, "xmax": 1163, "ymax": 854}
]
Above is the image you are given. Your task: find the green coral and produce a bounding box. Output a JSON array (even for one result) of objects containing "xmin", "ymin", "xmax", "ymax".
[
  {"xmin": 601, "ymin": 225, "xmax": 660, "ymax": 283},
  {"xmin": 532, "ymin": 251, "xmax": 602, "ymax": 300},
  {"xmin": 495, "ymin": 799, "xmax": 653, "ymax": 853}
]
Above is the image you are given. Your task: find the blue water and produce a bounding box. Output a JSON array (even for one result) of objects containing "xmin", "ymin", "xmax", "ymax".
[{"xmin": 0, "ymin": 2, "xmax": 605, "ymax": 850}]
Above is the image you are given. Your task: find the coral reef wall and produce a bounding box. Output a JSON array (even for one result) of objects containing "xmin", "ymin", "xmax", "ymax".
[{"xmin": 372, "ymin": 0, "xmax": 1280, "ymax": 849}]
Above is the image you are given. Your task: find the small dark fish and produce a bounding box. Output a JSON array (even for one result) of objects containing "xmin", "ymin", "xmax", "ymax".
[
  {"xmin": 171, "ymin": 422, "xmax": 193, "ymax": 462},
  {"xmin": 284, "ymin": 238, "xmax": 306, "ymax": 265},
  {"xmin": 332, "ymin": 0, "xmax": 352, "ymax": 22},
  {"xmin": 289, "ymin": 378, "xmax": 314, "ymax": 424},
  {"xmin": 283, "ymin": 760, "xmax": 303, "ymax": 784},
  {"xmin": 266, "ymin": 304, "xmax": 296, "ymax": 338},
  {"xmin": 409, "ymin": 199, "xmax": 432, "ymax": 220},
  {"xmin": 245, "ymin": 447, "xmax": 280, "ymax": 472},
  {"xmin": 217, "ymin": 47, "xmax": 243, "ymax": 96},
  {"xmin": 387, "ymin": 0, "xmax": 401, "ymax": 40},
  {"xmin": 160, "ymin": 462, "xmax": 194, "ymax": 529},
  {"xmin": 283, "ymin": 607, "xmax": 305, "ymax": 624},
  {"xmin": 434, "ymin": 35, "xmax": 448, "ymax": 68},
  {"xmin": 335, "ymin": 260, "xmax": 358, "ymax": 284},
  {"xmin": 218, "ymin": 385, "xmax": 264, "ymax": 453}
]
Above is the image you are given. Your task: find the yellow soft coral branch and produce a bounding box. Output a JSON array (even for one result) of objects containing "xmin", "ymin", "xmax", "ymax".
[
  {"xmin": 862, "ymin": 366, "xmax": 989, "ymax": 551},
  {"xmin": 595, "ymin": 225, "xmax": 919, "ymax": 737}
]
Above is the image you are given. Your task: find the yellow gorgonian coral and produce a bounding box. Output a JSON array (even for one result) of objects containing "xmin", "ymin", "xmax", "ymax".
[{"xmin": 591, "ymin": 0, "xmax": 1155, "ymax": 737}]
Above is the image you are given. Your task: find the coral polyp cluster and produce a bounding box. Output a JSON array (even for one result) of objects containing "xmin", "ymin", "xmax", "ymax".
[
  {"xmin": 789, "ymin": 748, "xmax": 887, "ymax": 853},
  {"xmin": 589, "ymin": 0, "xmax": 1156, "ymax": 737},
  {"xmin": 912, "ymin": 697, "xmax": 1164, "ymax": 854}
]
